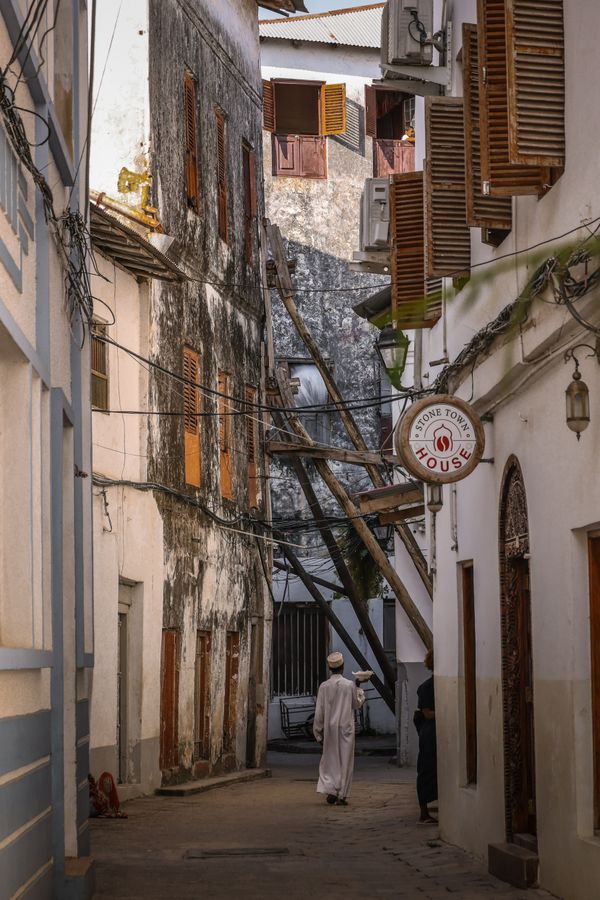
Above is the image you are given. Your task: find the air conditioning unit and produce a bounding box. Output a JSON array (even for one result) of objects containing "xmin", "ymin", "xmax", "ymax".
[
  {"xmin": 359, "ymin": 178, "xmax": 390, "ymax": 252},
  {"xmin": 381, "ymin": 0, "xmax": 434, "ymax": 68}
]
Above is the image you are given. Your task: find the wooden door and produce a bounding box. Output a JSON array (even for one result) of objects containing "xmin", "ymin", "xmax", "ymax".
[
  {"xmin": 514, "ymin": 558, "xmax": 536, "ymax": 835},
  {"xmin": 160, "ymin": 630, "xmax": 179, "ymax": 770},
  {"xmin": 194, "ymin": 631, "xmax": 211, "ymax": 761}
]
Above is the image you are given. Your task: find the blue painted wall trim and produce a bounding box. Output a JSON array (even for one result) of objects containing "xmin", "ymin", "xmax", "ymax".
[
  {"xmin": 0, "ymin": 1, "xmax": 76, "ymax": 186},
  {"xmin": 0, "ymin": 292, "xmax": 50, "ymax": 387},
  {"xmin": 0, "ymin": 761, "xmax": 51, "ymax": 844},
  {"xmin": 0, "ymin": 648, "xmax": 53, "ymax": 670},
  {"xmin": 0, "ymin": 811, "xmax": 52, "ymax": 900},
  {"xmin": 0, "ymin": 710, "xmax": 51, "ymax": 778}
]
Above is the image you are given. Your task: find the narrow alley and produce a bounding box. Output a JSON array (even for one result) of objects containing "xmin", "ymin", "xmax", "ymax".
[{"xmin": 92, "ymin": 754, "xmax": 553, "ymax": 900}]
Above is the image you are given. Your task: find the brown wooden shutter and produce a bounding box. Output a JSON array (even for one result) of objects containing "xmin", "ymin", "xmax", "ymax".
[
  {"xmin": 374, "ymin": 139, "xmax": 415, "ymax": 177},
  {"xmin": 245, "ymin": 385, "xmax": 258, "ymax": 509},
  {"xmin": 216, "ymin": 111, "xmax": 228, "ymax": 241},
  {"xmin": 262, "ymin": 79, "xmax": 276, "ymax": 132},
  {"xmin": 365, "ymin": 84, "xmax": 377, "ymax": 138},
  {"xmin": 478, "ymin": 0, "xmax": 548, "ymax": 195},
  {"xmin": 299, "ymin": 136, "xmax": 327, "ymax": 178},
  {"xmin": 505, "ymin": 0, "xmax": 565, "ymax": 167},
  {"xmin": 160, "ymin": 630, "xmax": 179, "ymax": 770},
  {"xmin": 91, "ymin": 323, "xmax": 108, "ymax": 410},
  {"xmin": 224, "ymin": 632, "xmax": 240, "ymax": 751},
  {"xmin": 463, "ymin": 23, "xmax": 512, "ymax": 229},
  {"xmin": 184, "ymin": 72, "xmax": 199, "ymax": 210},
  {"xmin": 183, "ymin": 347, "xmax": 201, "ymax": 488},
  {"xmin": 218, "ymin": 370, "xmax": 233, "ymax": 500},
  {"xmin": 424, "ymin": 96, "xmax": 471, "ymax": 278},
  {"xmin": 242, "ymin": 145, "xmax": 256, "ymax": 263},
  {"xmin": 390, "ymin": 171, "xmax": 438, "ymax": 330},
  {"xmin": 320, "ymin": 83, "xmax": 346, "ymax": 135}
]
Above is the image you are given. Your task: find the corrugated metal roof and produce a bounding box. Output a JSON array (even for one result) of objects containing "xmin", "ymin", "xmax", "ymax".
[{"xmin": 259, "ymin": 3, "xmax": 384, "ymax": 48}]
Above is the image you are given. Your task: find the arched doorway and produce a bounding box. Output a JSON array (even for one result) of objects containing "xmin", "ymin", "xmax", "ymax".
[{"xmin": 499, "ymin": 457, "xmax": 537, "ymax": 841}]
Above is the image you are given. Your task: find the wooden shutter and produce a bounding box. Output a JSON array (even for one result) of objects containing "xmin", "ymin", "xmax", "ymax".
[
  {"xmin": 262, "ymin": 79, "xmax": 275, "ymax": 132},
  {"xmin": 160, "ymin": 630, "xmax": 179, "ymax": 770},
  {"xmin": 506, "ymin": 0, "xmax": 565, "ymax": 167},
  {"xmin": 390, "ymin": 171, "xmax": 438, "ymax": 330},
  {"xmin": 242, "ymin": 145, "xmax": 256, "ymax": 263},
  {"xmin": 320, "ymin": 83, "xmax": 346, "ymax": 135},
  {"xmin": 216, "ymin": 111, "xmax": 228, "ymax": 241},
  {"xmin": 478, "ymin": 0, "xmax": 548, "ymax": 195},
  {"xmin": 463, "ymin": 23, "xmax": 512, "ymax": 229},
  {"xmin": 91, "ymin": 323, "xmax": 108, "ymax": 410},
  {"xmin": 424, "ymin": 97, "xmax": 470, "ymax": 278},
  {"xmin": 218, "ymin": 370, "xmax": 233, "ymax": 500},
  {"xmin": 184, "ymin": 71, "xmax": 199, "ymax": 210},
  {"xmin": 299, "ymin": 136, "xmax": 327, "ymax": 178},
  {"xmin": 224, "ymin": 632, "xmax": 240, "ymax": 751},
  {"xmin": 183, "ymin": 347, "xmax": 201, "ymax": 488},
  {"xmin": 365, "ymin": 84, "xmax": 377, "ymax": 138},
  {"xmin": 194, "ymin": 631, "xmax": 211, "ymax": 761},
  {"xmin": 245, "ymin": 385, "xmax": 258, "ymax": 509},
  {"xmin": 374, "ymin": 139, "xmax": 415, "ymax": 177}
]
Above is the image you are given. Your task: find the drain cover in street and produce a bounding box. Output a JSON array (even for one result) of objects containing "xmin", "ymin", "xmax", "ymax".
[{"xmin": 184, "ymin": 847, "xmax": 291, "ymax": 860}]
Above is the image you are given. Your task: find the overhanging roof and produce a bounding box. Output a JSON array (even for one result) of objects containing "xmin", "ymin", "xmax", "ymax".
[
  {"xmin": 260, "ymin": 3, "xmax": 384, "ymax": 48},
  {"xmin": 90, "ymin": 203, "xmax": 189, "ymax": 283},
  {"xmin": 352, "ymin": 284, "xmax": 391, "ymax": 324},
  {"xmin": 258, "ymin": 1, "xmax": 309, "ymax": 14}
]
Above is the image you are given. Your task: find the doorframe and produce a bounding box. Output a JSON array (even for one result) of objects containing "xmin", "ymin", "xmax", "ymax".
[{"xmin": 498, "ymin": 456, "xmax": 537, "ymax": 840}]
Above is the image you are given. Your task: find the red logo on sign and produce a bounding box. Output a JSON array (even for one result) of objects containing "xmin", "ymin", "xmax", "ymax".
[{"xmin": 433, "ymin": 424, "xmax": 453, "ymax": 454}]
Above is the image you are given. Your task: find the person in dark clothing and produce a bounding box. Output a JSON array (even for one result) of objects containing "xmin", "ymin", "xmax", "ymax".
[{"xmin": 414, "ymin": 648, "xmax": 437, "ymax": 824}]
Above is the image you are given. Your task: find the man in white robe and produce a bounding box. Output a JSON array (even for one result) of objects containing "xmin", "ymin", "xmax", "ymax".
[{"xmin": 313, "ymin": 651, "xmax": 366, "ymax": 805}]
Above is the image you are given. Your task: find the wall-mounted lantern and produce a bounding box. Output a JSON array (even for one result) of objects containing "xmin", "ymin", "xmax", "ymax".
[
  {"xmin": 564, "ymin": 341, "xmax": 600, "ymax": 440},
  {"xmin": 427, "ymin": 484, "xmax": 443, "ymax": 513},
  {"xmin": 376, "ymin": 326, "xmax": 409, "ymax": 390}
]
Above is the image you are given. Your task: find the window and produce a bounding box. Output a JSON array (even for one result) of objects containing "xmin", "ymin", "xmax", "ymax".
[
  {"xmin": 461, "ymin": 563, "xmax": 477, "ymax": 785},
  {"xmin": 365, "ymin": 85, "xmax": 415, "ymax": 177},
  {"xmin": 183, "ymin": 71, "xmax": 200, "ymax": 211},
  {"xmin": 288, "ymin": 362, "xmax": 330, "ymax": 445},
  {"xmin": 218, "ymin": 370, "xmax": 233, "ymax": 500},
  {"xmin": 183, "ymin": 348, "xmax": 201, "ymax": 488},
  {"xmin": 245, "ymin": 384, "xmax": 258, "ymax": 509},
  {"xmin": 216, "ymin": 110, "xmax": 227, "ymax": 241},
  {"xmin": 194, "ymin": 630, "xmax": 212, "ymax": 761},
  {"xmin": 91, "ymin": 323, "xmax": 109, "ymax": 411},
  {"xmin": 53, "ymin": 0, "xmax": 73, "ymax": 156},
  {"xmin": 242, "ymin": 144, "xmax": 257, "ymax": 263},
  {"xmin": 223, "ymin": 631, "xmax": 240, "ymax": 751},
  {"xmin": 262, "ymin": 79, "xmax": 346, "ymax": 179},
  {"xmin": 270, "ymin": 603, "xmax": 327, "ymax": 697},
  {"xmin": 588, "ymin": 534, "xmax": 600, "ymax": 830}
]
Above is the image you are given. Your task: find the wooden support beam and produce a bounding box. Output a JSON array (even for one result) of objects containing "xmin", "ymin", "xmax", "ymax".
[
  {"xmin": 266, "ymin": 439, "xmax": 404, "ymax": 468},
  {"xmin": 275, "ymin": 367, "xmax": 432, "ymax": 651},
  {"xmin": 280, "ymin": 544, "xmax": 395, "ymax": 713},
  {"xmin": 378, "ymin": 506, "xmax": 425, "ymax": 524},
  {"xmin": 357, "ymin": 482, "xmax": 424, "ymax": 515},
  {"xmin": 265, "ymin": 220, "xmax": 432, "ymax": 599},
  {"xmin": 271, "ymin": 408, "xmax": 398, "ymax": 690}
]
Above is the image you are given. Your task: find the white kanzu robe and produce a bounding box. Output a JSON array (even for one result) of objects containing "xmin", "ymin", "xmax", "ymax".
[{"xmin": 313, "ymin": 674, "xmax": 366, "ymax": 799}]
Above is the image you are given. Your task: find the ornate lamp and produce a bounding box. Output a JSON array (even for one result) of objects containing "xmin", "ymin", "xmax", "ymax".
[
  {"xmin": 427, "ymin": 484, "xmax": 443, "ymax": 513},
  {"xmin": 564, "ymin": 342, "xmax": 599, "ymax": 440},
  {"xmin": 376, "ymin": 326, "xmax": 410, "ymax": 390}
]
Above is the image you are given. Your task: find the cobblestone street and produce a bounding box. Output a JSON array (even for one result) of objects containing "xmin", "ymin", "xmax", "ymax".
[{"xmin": 92, "ymin": 753, "xmax": 555, "ymax": 899}]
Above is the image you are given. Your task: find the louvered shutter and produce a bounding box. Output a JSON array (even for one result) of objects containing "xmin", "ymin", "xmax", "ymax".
[
  {"xmin": 218, "ymin": 371, "xmax": 233, "ymax": 499},
  {"xmin": 478, "ymin": 0, "xmax": 548, "ymax": 196},
  {"xmin": 390, "ymin": 172, "xmax": 438, "ymax": 330},
  {"xmin": 424, "ymin": 97, "xmax": 470, "ymax": 278},
  {"xmin": 245, "ymin": 385, "xmax": 258, "ymax": 508},
  {"xmin": 365, "ymin": 85, "xmax": 377, "ymax": 138},
  {"xmin": 216, "ymin": 111, "xmax": 227, "ymax": 241},
  {"xmin": 184, "ymin": 72, "xmax": 199, "ymax": 210},
  {"xmin": 183, "ymin": 348, "xmax": 201, "ymax": 488},
  {"xmin": 262, "ymin": 79, "xmax": 275, "ymax": 132},
  {"xmin": 463, "ymin": 23, "xmax": 512, "ymax": 229},
  {"xmin": 505, "ymin": 0, "xmax": 565, "ymax": 167},
  {"xmin": 320, "ymin": 84, "xmax": 346, "ymax": 135}
]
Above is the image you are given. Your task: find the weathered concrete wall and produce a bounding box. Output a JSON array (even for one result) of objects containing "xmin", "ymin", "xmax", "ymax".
[{"xmin": 147, "ymin": 0, "xmax": 270, "ymax": 780}]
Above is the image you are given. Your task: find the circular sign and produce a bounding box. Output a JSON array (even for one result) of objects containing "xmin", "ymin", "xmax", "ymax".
[{"xmin": 395, "ymin": 395, "xmax": 485, "ymax": 484}]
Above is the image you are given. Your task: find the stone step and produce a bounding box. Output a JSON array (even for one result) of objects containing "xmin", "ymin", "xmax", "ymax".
[
  {"xmin": 488, "ymin": 841, "xmax": 539, "ymax": 889},
  {"xmin": 513, "ymin": 832, "xmax": 538, "ymax": 853},
  {"xmin": 156, "ymin": 768, "xmax": 271, "ymax": 797},
  {"xmin": 64, "ymin": 856, "xmax": 96, "ymax": 900}
]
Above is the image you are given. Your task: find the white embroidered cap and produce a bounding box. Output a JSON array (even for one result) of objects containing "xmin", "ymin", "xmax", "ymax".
[{"xmin": 327, "ymin": 651, "xmax": 344, "ymax": 668}]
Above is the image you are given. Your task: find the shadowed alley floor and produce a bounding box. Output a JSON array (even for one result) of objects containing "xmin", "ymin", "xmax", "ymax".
[{"xmin": 91, "ymin": 753, "xmax": 555, "ymax": 899}]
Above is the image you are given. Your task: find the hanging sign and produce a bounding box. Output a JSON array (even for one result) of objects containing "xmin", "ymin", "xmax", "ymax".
[{"xmin": 395, "ymin": 395, "xmax": 485, "ymax": 484}]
